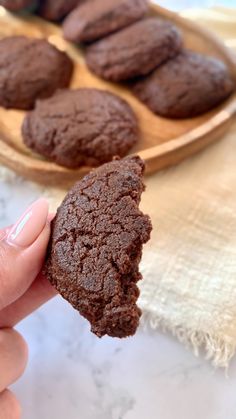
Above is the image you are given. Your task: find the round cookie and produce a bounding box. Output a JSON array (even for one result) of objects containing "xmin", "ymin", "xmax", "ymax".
[
  {"xmin": 45, "ymin": 156, "xmax": 152, "ymax": 338},
  {"xmin": 63, "ymin": 0, "xmax": 149, "ymax": 43},
  {"xmin": 22, "ymin": 88, "xmax": 139, "ymax": 168},
  {"xmin": 85, "ymin": 17, "xmax": 183, "ymax": 81},
  {"xmin": 0, "ymin": 0, "xmax": 33, "ymax": 11},
  {"xmin": 132, "ymin": 50, "xmax": 235, "ymax": 118},
  {"xmin": 38, "ymin": 0, "xmax": 82, "ymax": 21},
  {"xmin": 0, "ymin": 36, "xmax": 73, "ymax": 110}
]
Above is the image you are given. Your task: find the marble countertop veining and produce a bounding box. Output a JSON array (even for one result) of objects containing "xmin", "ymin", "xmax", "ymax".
[{"xmin": 10, "ymin": 297, "xmax": 236, "ymax": 419}]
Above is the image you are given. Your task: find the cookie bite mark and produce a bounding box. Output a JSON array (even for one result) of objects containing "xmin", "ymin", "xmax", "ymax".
[
  {"xmin": 38, "ymin": 0, "xmax": 82, "ymax": 21},
  {"xmin": 45, "ymin": 156, "xmax": 152, "ymax": 338}
]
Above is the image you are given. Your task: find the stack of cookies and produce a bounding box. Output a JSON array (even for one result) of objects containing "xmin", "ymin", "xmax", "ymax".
[
  {"xmin": 62, "ymin": 0, "xmax": 234, "ymax": 119},
  {"xmin": 0, "ymin": 1, "xmax": 141, "ymax": 168}
]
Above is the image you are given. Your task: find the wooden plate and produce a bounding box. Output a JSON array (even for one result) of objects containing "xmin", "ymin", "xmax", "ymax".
[{"xmin": 0, "ymin": 4, "xmax": 236, "ymax": 186}]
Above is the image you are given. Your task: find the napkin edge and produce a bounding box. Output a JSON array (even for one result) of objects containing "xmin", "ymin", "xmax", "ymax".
[{"xmin": 141, "ymin": 310, "xmax": 236, "ymax": 369}]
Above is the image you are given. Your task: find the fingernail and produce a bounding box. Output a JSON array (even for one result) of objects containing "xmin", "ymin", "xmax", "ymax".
[{"xmin": 7, "ymin": 199, "xmax": 49, "ymax": 248}]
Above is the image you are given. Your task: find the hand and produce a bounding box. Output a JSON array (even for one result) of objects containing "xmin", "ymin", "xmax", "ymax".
[{"xmin": 0, "ymin": 199, "xmax": 56, "ymax": 419}]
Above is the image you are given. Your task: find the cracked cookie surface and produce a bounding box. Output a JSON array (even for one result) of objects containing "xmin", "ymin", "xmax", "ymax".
[
  {"xmin": 0, "ymin": 36, "xmax": 73, "ymax": 110},
  {"xmin": 132, "ymin": 50, "xmax": 235, "ymax": 118},
  {"xmin": 22, "ymin": 88, "xmax": 139, "ymax": 168},
  {"xmin": 63, "ymin": 0, "xmax": 149, "ymax": 43},
  {"xmin": 45, "ymin": 156, "xmax": 152, "ymax": 338},
  {"xmin": 85, "ymin": 17, "xmax": 182, "ymax": 81}
]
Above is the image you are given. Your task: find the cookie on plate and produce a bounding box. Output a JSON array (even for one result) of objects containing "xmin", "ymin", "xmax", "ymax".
[
  {"xmin": 22, "ymin": 88, "xmax": 139, "ymax": 168},
  {"xmin": 63, "ymin": 0, "xmax": 149, "ymax": 43},
  {"xmin": 132, "ymin": 50, "xmax": 235, "ymax": 118},
  {"xmin": 38, "ymin": 0, "xmax": 82, "ymax": 21},
  {"xmin": 85, "ymin": 17, "xmax": 182, "ymax": 81},
  {"xmin": 0, "ymin": 0, "xmax": 33, "ymax": 11},
  {"xmin": 45, "ymin": 156, "xmax": 152, "ymax": 338},
  {"xmin": 0, "ymin": 36, "xmax": 73, "ymax": 110}
]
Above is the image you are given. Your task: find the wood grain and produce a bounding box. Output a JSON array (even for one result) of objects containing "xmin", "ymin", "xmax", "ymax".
[{"xmin": 0, "ymin": 4, "xmax": 235, "ymax": 186}]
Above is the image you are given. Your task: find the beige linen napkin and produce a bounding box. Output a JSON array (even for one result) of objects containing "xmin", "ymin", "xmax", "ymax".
[
  {"xmin": 139, "ymin": 7, "xmax": 236, "ymax": 368},
  {"xmin": 0, "ymin": 7, "xmax": 236, "ymax": 367}
]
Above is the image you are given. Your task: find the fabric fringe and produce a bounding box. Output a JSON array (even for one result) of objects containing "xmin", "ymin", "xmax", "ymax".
[{"xmin": 141, "ymin": 311, "xmax": 236, "ymax": 370}]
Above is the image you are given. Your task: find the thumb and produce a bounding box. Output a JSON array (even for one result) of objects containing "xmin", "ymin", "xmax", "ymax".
[{"xmin": 0, "ymin": 199, "xmax": 50, "ymax": 310}]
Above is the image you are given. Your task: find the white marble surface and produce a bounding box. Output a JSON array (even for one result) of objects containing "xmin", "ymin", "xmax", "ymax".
[
  {"xmin": 11, "ymin": 298, "xmax": 236, "ymax": 419},
  {"xmin": 1, "ymin": 1, "xmax": 236, "ymax": 418}
]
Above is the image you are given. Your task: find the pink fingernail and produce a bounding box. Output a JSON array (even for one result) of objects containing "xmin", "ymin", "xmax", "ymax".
[{"xmin": 7, "ymin": 199, "xmax": 49, "ymax": 248}]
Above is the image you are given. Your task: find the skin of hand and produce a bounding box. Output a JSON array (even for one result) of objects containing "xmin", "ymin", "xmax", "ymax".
[{"xmin": 0, "ymin": 199, "xmax": 56, "ymax": 419}]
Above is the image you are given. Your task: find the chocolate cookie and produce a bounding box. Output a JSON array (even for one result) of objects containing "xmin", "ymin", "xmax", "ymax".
[
  {"xmin": 85, "ymin": 17, "xmax": 182, "ymax": 81},
  {"xmin": 0, "ymin": 0, "xmax": 32, "ymax": 11},
  {"xmin": 132, "ymin": 50, "xmax": 235, "ymax": 118},
  {"xmin": 63, "ymin": 0, "xmax": 149, "ymax": 43},
  {"xmin": 0, "ymin": 36, "xmax": 73, "ymax": 110},
  {"xmin": 38, "ymin": 0, "xmax": 81, "ymax": 21},
  {"xmin": 45, "ymin": 156, "xmax": 152, "ymax": 338},
  {"xmin": 22, "ymin": 88, "xmax": 139, "ymax": 167}
]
